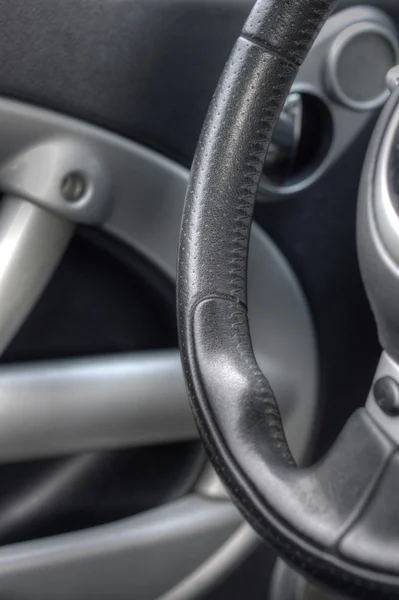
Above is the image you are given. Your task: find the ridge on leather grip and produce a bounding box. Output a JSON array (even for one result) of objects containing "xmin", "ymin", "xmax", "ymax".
[{"xmin": 178, "ymin": 0, "xmax": 399, "ymax": 597}]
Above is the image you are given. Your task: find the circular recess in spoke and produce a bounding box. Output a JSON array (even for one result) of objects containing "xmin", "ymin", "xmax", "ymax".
[{"xmin": 61, "ymin": 172, "xmax": 87, "ymax": 203}]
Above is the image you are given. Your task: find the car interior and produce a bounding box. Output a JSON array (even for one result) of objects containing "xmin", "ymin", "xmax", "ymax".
[{"xmin": 0, "ymin": 0, "xmax": 399, "ymax": 598}]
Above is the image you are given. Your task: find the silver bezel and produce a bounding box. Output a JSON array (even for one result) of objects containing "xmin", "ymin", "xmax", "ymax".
[{"xmin": 326, "ymin": 21, "xmax": 399, "ymax": 112}]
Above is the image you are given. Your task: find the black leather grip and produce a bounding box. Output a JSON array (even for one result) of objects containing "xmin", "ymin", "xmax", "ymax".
[{"xmin": 178, "ymin": 0, "xmax": 399, "ymax": 596}]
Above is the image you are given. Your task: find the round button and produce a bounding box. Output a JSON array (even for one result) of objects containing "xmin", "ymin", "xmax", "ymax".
[{"xmin": 373, "ymin": 376, "xmax": 399, "ymax": 416}]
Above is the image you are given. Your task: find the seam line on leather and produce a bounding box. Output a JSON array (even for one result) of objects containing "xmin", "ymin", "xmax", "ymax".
[
  {"xmin": 239, "ymin": 33, "xmax": 298, "ymax": 68},
  {"xmin": 189, "ymin": 293, "xmax": 247, "ymax": 318}
]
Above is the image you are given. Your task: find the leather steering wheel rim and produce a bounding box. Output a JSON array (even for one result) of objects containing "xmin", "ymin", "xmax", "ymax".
[{"xmin": 178, "ymin": 0, "xmax": 399, "ymax": 597}]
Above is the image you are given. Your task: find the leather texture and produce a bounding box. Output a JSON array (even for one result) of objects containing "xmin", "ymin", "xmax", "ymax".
[{"xmin": 178, "ymin": 0, "xmax": 399, "ymax": 596}]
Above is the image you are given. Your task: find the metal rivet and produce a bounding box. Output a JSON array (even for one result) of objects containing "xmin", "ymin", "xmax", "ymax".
[
  {"xmin": 61, "ymin": 172, "xmax": 87, "ymax": 202},
  {"xmin": 373, "ymin": 376, "xmax": 399, "ymax": 416}
]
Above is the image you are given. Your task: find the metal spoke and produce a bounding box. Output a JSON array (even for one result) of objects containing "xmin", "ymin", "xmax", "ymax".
[
  {"xmin": 0, "ymin": 349, "xmax": 300, "ymax": 463},
  {"xmin": 0, "ymin": 350, "xmax": 196, "ymax": 462},
  {"xmin": 0, "ymin": 196, "xmax": 74, "ymax": 353}
]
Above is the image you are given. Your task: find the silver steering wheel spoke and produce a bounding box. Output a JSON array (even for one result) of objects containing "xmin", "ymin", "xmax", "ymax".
[
  {"xmin": 0, "ymin": 196, "xmax": 74, "ymax": 354},
  {"xmin": 0, "ymin": 351, "xmax": 195, "ymax": 462}
]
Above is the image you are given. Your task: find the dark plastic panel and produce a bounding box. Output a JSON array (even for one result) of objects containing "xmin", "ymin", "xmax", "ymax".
[{"xmin": 0, "ymin": 0, "xmax": 396, "ymax": 168}]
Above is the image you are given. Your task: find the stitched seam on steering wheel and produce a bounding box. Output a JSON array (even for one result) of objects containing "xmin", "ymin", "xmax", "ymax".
[
  {"xmin": 288, "ymin": 1, "xmax": 335, "ymax": 61},
  {"xmin": 228, "ymin": 60, "xmax": 294, "ymax": 300},
  {"xmin": 226, "ymin": 301, "xmax": 295, "ymax": 464}
]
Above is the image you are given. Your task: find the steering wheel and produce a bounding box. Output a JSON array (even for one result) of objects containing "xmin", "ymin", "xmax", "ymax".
[{"xmin": 177, "ymin": 0, "xmax": 399, "ymax": 597}]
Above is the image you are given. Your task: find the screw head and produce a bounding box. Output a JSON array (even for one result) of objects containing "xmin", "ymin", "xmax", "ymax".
[
  {"xmin": 373, "ymin": 376, "xmax": 399, "ymax": 416},
  {"xmin": 61, "ymin": 172, "xmax": 87, "ymax": 202}
]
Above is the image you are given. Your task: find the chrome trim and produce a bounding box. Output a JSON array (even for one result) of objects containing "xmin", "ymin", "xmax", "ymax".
[
  {"xmin": 327, "ymin": 21, "xmax": 398, "ymax": 111},
  {"xmin": 374, "ymin": 101, "xmax": 399, "ymax": 267}
]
